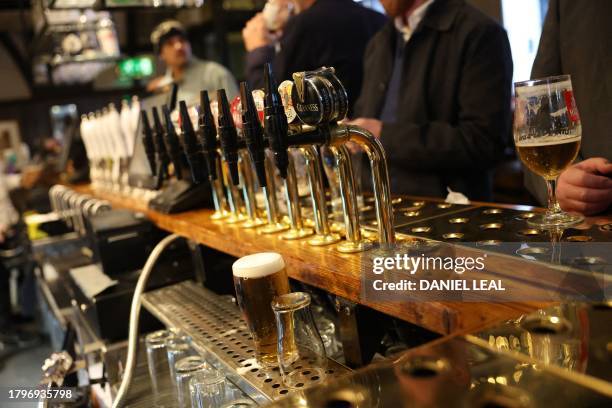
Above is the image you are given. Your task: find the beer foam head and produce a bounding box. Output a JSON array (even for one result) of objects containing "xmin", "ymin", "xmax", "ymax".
[{"xmin": 232, "ymin": 252, "xmax": 285, "ymax": 278}]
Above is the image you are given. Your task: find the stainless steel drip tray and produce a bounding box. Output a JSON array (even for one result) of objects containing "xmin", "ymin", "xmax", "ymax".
[
  {"xmin": 262, "ymin": 336, "xmax": 612, "ymax": 408},
  {"xmin": 141, "ymin": 281, "xmax": 350, "ymax": 404}
]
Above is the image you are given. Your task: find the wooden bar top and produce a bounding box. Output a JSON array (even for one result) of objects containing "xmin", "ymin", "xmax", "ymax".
[{"xmin": 70, "ymin": 184, "xmax": 569, "ymax": 335}]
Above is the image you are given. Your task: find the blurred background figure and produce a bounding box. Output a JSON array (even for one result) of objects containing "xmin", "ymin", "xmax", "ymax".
[
  {"xmin": 349, "ymin": 0, "xmax": 513, "ymax": 201},
  {"xmin": 147, "ymin": 20, "xmax": 238, "ymax": 107},
  {"xmin": 242, "ymin": 0, "xmax": 386, "ymax": 114},
  {"xmin": 525, "ymin": 0, "xmax": 612, "ymax": 215}
]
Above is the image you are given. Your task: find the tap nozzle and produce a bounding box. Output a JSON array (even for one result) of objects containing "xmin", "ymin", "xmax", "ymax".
[
  {"xmin": 179, "ymin": 101, "xmax": 205, "ymax": 183},
  {"xmin": 217, "ymin": 89, "xmax": 240, "ymax": 185},
  {"xmin": 161, "ymin": 104, "xmax": 184, "ymax": 180},
  {"xmin": 240, "ymin": 82, "xmax": 267, "ymax": 187},
  {"xmin": 140, "ymin": 110, "xmax": 157, "ymax": 176},
  {"xmin": 199, "ymin": 90, "xmax": 219, "ymax": 181},
  {"xmin": 263, "ymin": 63, "xmax": 289, "ymax": 179}
]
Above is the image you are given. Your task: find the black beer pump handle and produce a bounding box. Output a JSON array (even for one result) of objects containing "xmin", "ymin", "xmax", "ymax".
[
  {"xmin": 217, "ymin": 89, "xmax": 240, "ymax": 185},
  {"xmin": 179, "ymin": 101, "xmax": 206, "ymax": 184},
  {"xmin": 199, "ymin": 90, "xmax": 219, "ymax": 181},
  {"xmin": 263, "ymin": 63, "xmax": 289, "ymax": 179},
  {"xmin": 161, "ymin": 104, "xmax": 184, "ymax": 180},
  {"xmin": 240, "ymin": 81, "xmax": 267, "ymax": 187},
  {"xmin": 140, "ymin": 110, "xmax": 157, "ymax": 176}
]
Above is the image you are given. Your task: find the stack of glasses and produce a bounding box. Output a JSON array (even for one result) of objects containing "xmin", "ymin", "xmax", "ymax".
[{"xmin": 144, "ymin": 329, "xmax": 256, "ymax": 407}]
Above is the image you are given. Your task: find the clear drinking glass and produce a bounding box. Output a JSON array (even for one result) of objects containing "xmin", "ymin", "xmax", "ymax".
[
  {"xmin": 514, "ymin": 75, "xmax": 584, "ymax": 228},
  {"xmin": 272, "ymin": 292, "xmax": 327, "ymax": 389},
  {"xmin": 189, "ymin": 368, "xmax": 227, "ymax": 407},
  {"xmin": 145, "ymin": 329, "xmax": 176, "ymax": 395},
  {"xmin": 167, "ymin": 333, "xmax": 196, "ymax": 387},
  {"xmin": 174, "ymin": 355, "xmax": 209, "ymax": 408}
]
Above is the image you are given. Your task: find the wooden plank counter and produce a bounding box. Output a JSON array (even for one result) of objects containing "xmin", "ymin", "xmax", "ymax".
[{"xmin": 70, "ymin": 184, "xmax": 565, "ymax": 335}]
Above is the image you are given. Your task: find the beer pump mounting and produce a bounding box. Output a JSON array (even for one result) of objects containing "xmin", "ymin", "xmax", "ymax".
[
  {"xmin": 147, "ymin": 105, "xmax": 213, "ymax": 214},
  {"xmin": 178, "ymin": 101, "xmax": 206, "ymax": 184},
  {"xmin": 199, "ymin": 90, "xmax": 229, "ymax": 220},
  {"xmin": 264, "ymin": 64, "xmax": 314, "ymax": 240},
  {"xmin": 240, "ymin": 81, "xmax": 289, "ymax": 234}
]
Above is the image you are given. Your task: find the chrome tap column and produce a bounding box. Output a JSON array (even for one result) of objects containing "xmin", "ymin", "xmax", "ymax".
[
  {"xmin": 240, "ymin": 81, "xmax": 289, "ymax": 234},
  {"xmin": 290, "ymin": 67, "xmax": 396, "ymax": 249},
  {"xmin": 264, "ymin": 64, "xmax": 313, "ymax": 240},
  {"xmin": 329, "ymin": 125, "xmax": 395, "ymax": 247}
]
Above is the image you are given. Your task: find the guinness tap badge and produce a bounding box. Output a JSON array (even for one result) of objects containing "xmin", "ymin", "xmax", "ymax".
[
  {"xmin": 292, "ymin": 71, "xmax": 306, "ymax": 102},
  {"xmin": 290, "ymin": 67, "xmax": 348, "ymax": 126}
]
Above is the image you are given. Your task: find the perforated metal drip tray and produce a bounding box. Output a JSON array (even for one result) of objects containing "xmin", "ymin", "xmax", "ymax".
[{"xmin": 141, "ymin": 281, "xmax": 350, "ymax": 403}]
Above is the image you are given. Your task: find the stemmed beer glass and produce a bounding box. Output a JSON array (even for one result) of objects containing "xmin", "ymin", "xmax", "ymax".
[{"xmin": 514, "ymin": 75, "xmax": 584, "ymax": 228}]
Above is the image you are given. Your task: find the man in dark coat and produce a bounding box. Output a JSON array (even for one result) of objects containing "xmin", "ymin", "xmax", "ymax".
[
  {"xmin": 242, "ymin": 0, "xmax": 386, "ymax": 114},
  {"xmin": 350, "ymin": 0, "xmax": 513, "ymax": 201},
  {"xmin": 526, "ymin": 0, "xmax": 612, "ymax": 215}
]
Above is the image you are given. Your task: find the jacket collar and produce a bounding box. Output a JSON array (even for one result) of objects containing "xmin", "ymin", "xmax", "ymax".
[{"xmin": 420, "ymin": 0, "xmax": 463, "ymax": 32}]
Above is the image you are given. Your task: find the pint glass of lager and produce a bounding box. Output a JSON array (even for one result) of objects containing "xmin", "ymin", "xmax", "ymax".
[
  {"xmin": 232, "ymin": 252, "xmax": 291, "ymax": 367},
  {"xmin": 514, "ymin": 75, "xmax": 583, "ymax": 228}
]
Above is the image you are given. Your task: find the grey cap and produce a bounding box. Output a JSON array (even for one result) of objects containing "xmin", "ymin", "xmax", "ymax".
[{"xmin": 150, "ymin": 20, "xmax": 187, "ymax": 53}]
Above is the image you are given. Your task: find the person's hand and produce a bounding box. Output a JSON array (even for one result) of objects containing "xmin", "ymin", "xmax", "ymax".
[
  {"xmin": 242, "ymin": 13, "xmax": 271, "ymax": 52},
  {"xmin": 556, "ymin": 157, "xmax": 612, "ymax": 215},
  {"xmin": 146, "ymin": 76, "xmax": 166, "ymax": 93},
  {"xmin": 345, "ymin": 118, "xmax": 383, "ymax": 139},
  {"xmin": 20, "ymin": 165, "xmax": 43, "ymax": 189}
]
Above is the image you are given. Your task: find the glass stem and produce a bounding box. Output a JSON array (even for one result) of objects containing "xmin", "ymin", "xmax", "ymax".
[{"xmin": 545, "ymin": 177, "xmax": 562, "ymax": 216}]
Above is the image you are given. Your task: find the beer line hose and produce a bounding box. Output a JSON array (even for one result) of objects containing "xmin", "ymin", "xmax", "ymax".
[{"xmin": 112, "ymin": 233, "xmax": 181, "ymax": 408}]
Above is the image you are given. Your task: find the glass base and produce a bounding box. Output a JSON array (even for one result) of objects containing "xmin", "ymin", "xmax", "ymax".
[
  {"xmin": 336, "ymin": 239, "xmax": 373, "ymax": 253},
  {"xmin": 281, "ymin": 227, "xmax": 314, "ymax": 240},
  {"xmin": 260, "ymin": 222, "xmax": 290, "ymax": 234},
  {"xmin": 308, "ymin": 233, "xmax": 342, "ymax": 246},
  {"xmin": 527, "ymin": 211, "xmax": 584, "ymax": 229},
  {"xmin": 241, "ymin": 217, "xmax": 267, "ymax": 229}
]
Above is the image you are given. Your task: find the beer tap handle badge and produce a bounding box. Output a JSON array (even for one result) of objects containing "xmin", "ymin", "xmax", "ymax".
[{"xmin": 278, "ymin": 81, "xmax": 297, "ymax": 123}]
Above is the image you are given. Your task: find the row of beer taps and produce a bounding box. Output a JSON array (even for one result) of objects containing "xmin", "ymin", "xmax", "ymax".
[{"xmin": 140, "ymin": 64, "xmax": 396, "ymax": 252}]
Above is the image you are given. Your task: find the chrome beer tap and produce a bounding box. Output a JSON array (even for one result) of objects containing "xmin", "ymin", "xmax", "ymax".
[
  {"xmin": 264, "ymin": 64, "xmax": 314, "ymax": 240},
  {"xmin": 199, "ymin": 90, "xmax": 229, "ymax": 220},
  {"xmin": 240, "ymin": 81, "xmax": 289, "ymax": 234},
  {"xmin": 290, "ymin": 67, "xmax": 396, "ymax": 250},
  {"xmin": 217, "ymin": 89, "xmax": 255, "ymax": 225}
]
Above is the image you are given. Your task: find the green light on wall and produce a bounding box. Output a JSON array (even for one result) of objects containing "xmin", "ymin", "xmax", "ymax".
[{"xmin": 118, "ymin": 56, "xmax": 154, "ymax": 79}]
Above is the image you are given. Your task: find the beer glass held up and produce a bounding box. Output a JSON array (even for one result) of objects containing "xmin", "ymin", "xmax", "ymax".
[
  {"xmin": 232, "ymin": 252, "xmax": 292, "ymax": 368},
  {"xmin": 514, "ymin": 75, "xmax": 584, "ymax": 228}
]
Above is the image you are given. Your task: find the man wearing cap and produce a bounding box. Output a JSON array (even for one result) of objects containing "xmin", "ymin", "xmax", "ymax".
[{"xmin": 147, "ymin": 20, "xmax": 239, "ymax": 107}]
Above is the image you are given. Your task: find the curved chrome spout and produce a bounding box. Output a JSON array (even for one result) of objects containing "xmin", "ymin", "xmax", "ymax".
[
  {"xmin": 239, "ymin": 150, "xmax": 267, "ymax": 228},
  {"xmin": 281, "ymin": 152, "xmax": 314, "ymax": 240},
  {"xmin": 330, "ymin": 125, "xmax": 395, "ymax": 246},
  {"xmin": 210, "ymin": 156, "xmax": 230, "ymax": 220},
  {"xmin": 330, "ymin": 145, "xmax": 372, "ymax": 253},
  {"xmin": 301, "ymin": 145, "xmax": 341, "ymax": 246},
  {"xmin": 220, "ymin": 153, "xmax": 247, "ymax": 224},
  {"xmin": 260, "ymin": 153, "xmax": 290, "ymax": 234}
]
